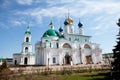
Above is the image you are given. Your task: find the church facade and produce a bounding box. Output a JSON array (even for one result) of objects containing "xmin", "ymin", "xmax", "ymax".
[
  {"xmin": 35, "ymin": 16, "xmax": 102, "ymax": 66},
  {"xmin": 13, "ymin": 27, "xmax": 35, "ymax": 65}
]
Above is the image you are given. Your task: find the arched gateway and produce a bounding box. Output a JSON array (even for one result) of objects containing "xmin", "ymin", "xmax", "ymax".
[
  {"xmin": 84, "ymin": 44, "xmax": 92, "ymax": 64},
  {"xmin": 63, "ymin": 43, "xmax": 72, "ymax": 65}
]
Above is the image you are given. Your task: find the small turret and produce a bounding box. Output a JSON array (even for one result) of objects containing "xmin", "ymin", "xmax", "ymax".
[
  {"xmin": 78, "ymin": 20, "xmax": 84, "ymax": 35},
  {"xmin": 49, "ymin": 20, "xmax": 54, "ymax": 29}
]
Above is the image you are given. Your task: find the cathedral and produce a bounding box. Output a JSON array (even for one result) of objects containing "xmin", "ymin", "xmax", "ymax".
[
  {"xmin": 13, "ymin": 27, "xmax": 35, "ymax": 65},
  {"xmin": 35, "ymin": 15, "xmax": 102, "ymax": 66}
]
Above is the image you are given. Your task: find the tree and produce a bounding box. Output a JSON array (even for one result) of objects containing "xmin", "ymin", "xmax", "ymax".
[
  {"xmin": 0, "ymin": 60, "xmax": 8, "ymax": 72},
  {"xmin": 112, "ymin": 18, "xmax": 120, "ymax": 80}
]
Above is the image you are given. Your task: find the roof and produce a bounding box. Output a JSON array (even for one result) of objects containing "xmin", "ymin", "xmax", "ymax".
[
  {"xmin": 102, "ymin": 53, "xmax": 113, "ymax": 56},
  {"xmin": 0, "ymin": 58, "xmax": 6, "ymax": 60},
  {"xmin": 25, "ymin": 26, "xmax": 31, "ymax": 34},
  {"xmin": 43, "ymin": 29, "xmax": 61, "ymax": 38}
]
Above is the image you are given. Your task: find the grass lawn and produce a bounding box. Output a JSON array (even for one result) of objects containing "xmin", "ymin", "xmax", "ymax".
[{"xmin": 12, "ymin": 72, "xmax": 111, "ymax": 80}]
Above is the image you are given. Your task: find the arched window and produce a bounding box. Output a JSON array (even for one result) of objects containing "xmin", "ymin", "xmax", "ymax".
[
  {"xmin": 26, "ymin": 37, "xmax": 29, "ymax": 42},
  {"xmin": 53, "ymin": 57, "xmax": 56, "ymax": 63},
  {"xmin": 25, "ymin": 47, "xmax": 28, "ymax": 53}
]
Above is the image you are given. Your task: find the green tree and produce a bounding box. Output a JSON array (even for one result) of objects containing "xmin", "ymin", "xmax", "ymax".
[
  {"xmin": 112, "ymin": 18, "xmax": 120, "ymax": 80},
  {"xmin": 0, "ymin": 60, "xmax": 8, "ymax": 72}
]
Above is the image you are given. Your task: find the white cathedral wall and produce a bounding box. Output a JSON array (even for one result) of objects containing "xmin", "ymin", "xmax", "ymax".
[
  {"xmin": 48, "ymin": 49, "xmax": 60, "ymax": 65},
  {"xmin": 69, "ymin": 24, "xmax": 74, "ymax": 34},
  {"xmin": 13, "ymin": 55, "xmax": 21, "ymax": 65},
  {"xmin": 29, "ymin": 56, "xmax": 35, "ymax": 65},
  {"xmin": 35, "ymin": 38, "xmax": 102, "ymax": 66},
  {"xmin": 40, "ymin": 48, "xmax": 83, "ymax": 65},
  {"xmin": 14, "ymin": 54, "xmax": 35, "ymax": 65},
  {"xmin": 91, "ymin": 53, "xmax": 96, "ymax": 64},
  {"xmin": 64, "ymin": 34, "xmax": 90, "ymax": 43}
]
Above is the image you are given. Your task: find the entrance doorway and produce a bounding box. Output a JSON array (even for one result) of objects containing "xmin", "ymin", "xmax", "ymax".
[
  {"xmin": 24, "ymin": 57, "xmax": 28, "ymax": 65},
  {"xmin": 86, "ymin": 56, "xmax": 91, "ymax": 64},
  {"xmin": 65, "ymin": 55, "xmax": 71, "ymax": 64},
  {"xmin": 14, "ymin": 60, "xmax": 17, "ymax": 65}
]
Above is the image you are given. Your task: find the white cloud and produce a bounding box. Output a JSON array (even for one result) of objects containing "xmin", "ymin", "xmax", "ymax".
[
  {"xmin": 11, "ymin": 20, "xmax": 27, "ymax": 26},
  {"xmin": 14, "ymin": 0, "xmax": 120, "ymax": 31},
  {"xmin": 16, "ymin": 0, "xmax": 33, "ymax": 5}
]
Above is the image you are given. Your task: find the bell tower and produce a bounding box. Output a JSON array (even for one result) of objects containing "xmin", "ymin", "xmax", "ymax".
[
  {"xmin": 64, "ymin": 11, "xmax": 74, "ymax": 34},
  {"xmin": 22, "ymin": 26, "xmax": 32, "ymax": 54}
]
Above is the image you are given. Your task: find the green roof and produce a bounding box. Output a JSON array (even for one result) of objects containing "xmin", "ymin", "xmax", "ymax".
[
  {"xmin": 25, "ymin": 26, "xmax": 31, "ymax": 34},
  {"xmin": 25, "ymin": 31, "xmax": 31, "ymax": 34},
  {"xmin": 0, "ymin": 58, "xmax": 6, "ymax": 60},
  {"xmin": 43, "ymin": 29, "xmax": 60, "ymax": 38}
]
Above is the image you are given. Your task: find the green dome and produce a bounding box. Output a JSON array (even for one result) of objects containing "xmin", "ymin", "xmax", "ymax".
[
  {"xmin": 43, "ymin": 29, "xmax": 60, "ymax": 38},
  {"xmin": 25, "ymin": 26, "xmax": 31, "ymax": 34},
  {"xmin": 25, "ymin": 31, "xmax": 31, "ymax": 34}
]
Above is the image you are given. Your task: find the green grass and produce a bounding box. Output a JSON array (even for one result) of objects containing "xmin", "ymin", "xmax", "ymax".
[{"xmin": 11, "ymin": 72, "xmax": 111, "ymax": 80}]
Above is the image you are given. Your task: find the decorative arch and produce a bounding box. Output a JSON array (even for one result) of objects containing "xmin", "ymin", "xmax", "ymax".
[
  {"xmin": 63, "ymin": 43, "xmax": 71, "ymax": 48},
  {"xmin": 84, "ymin": 44, "xmax": 91, "ymax": 49}
]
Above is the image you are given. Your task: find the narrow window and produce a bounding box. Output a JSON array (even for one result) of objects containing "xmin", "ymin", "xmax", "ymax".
[
  {"xmin": 25, "ymin": 47, "xmax": 28, "ymax": 53},
  {"xmin": 50, "ymin": 43, "xmax": 51, "ymax": 48},
  {"xmin": 69, "ymin": 38, "xmax": 71, "ymax": 41},
  {"xmin": 53, "ymin": 57, "xmax": 56, "ymax": 63},
  {"xmin": 56, "ymin": 43, "xmax": 59, "ymax": 48},
  {"xmin": 26, "ymin": 37, "xmax": 29, "ymax": 42},
  {"xmin": 14, "ymin": 60, "xmax": 17, "ymax": 65}
]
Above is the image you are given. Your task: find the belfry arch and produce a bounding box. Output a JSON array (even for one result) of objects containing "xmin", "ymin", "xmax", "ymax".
[{"xmin": 26, "ymin": 37, "xmax": 29, "ymax": 42}]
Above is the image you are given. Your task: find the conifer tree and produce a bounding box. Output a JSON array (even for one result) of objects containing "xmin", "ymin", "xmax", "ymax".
[
  {"xmin": 112, "ymin": 18, "xmax": 120, "ymax": 80},
  {"xmin": 0, "ymin": 60, "xmax": 8, "ymax": 72}
]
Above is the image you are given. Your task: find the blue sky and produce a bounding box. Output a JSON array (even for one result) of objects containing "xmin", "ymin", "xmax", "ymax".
[{"xmin": 0, "ymin": 0, "xmax": 120, "ymax": 58}]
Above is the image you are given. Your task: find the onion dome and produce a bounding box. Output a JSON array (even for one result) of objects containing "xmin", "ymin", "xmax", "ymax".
[
  {"xmin": 59, "ymin": 27, "xmax": 63, "ymax": 32},
  {"xmin": 78, "ymin": 21, "xmax": 83, "ymax": 28},
  {"xmin": 25, "ymin": 26, "xmax": 31, "ymax": 34},
  {"xmin": 64, "ymin": 17, "xmax": 73, "ymax": 25},
  {"xmin": 67, "ymin": 17, "xmax": 73, "ymax": 24},
  {"xmin": 64, "ymin": 19, "xmax": 69, "ymax": 25},
  {"xmin": 43, "ymin": 29, "xmax": 60, "ymax": 38}
]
